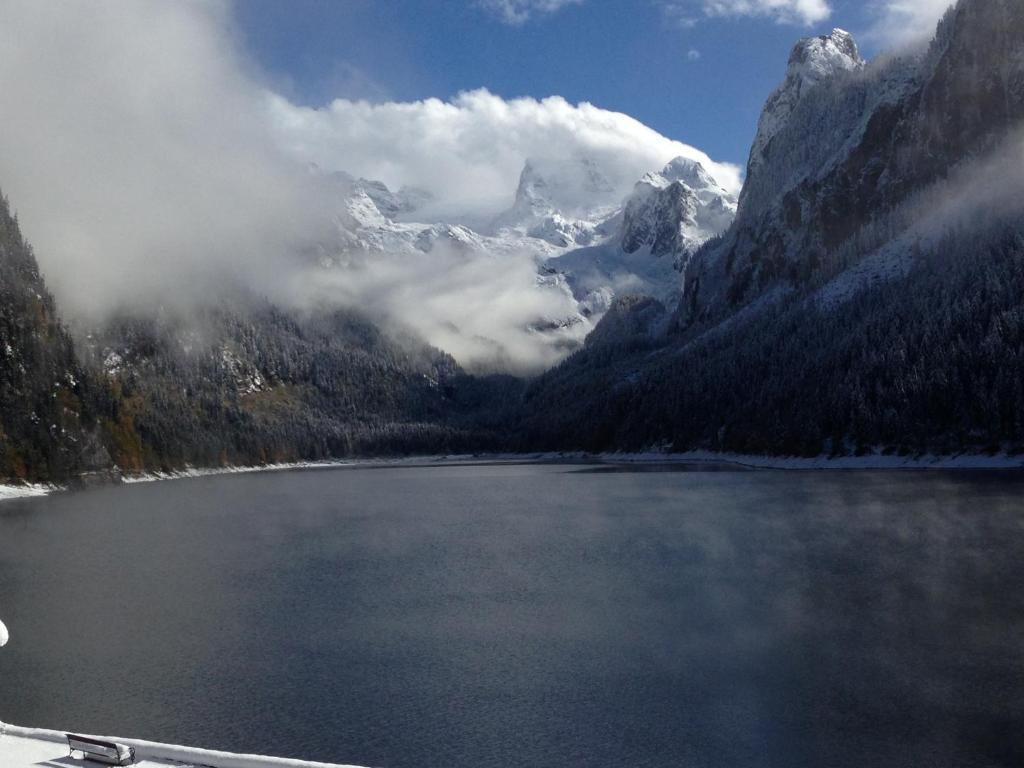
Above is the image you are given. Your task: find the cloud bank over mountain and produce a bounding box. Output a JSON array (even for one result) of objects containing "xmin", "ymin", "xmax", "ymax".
[
  {"xmin": 267, "ymin": 89, "xmax": 742, "ymax": 222},
  {"xmin": 0, "ymin": 0, "xmax": 332, "ymax": 318},
  {"xmin": 659, "ymin": 0, "xmax": 952, "ymax": 41},
  {"xmin": 866, "ymin": 0, "xmax": 955, "ymax": 47}
]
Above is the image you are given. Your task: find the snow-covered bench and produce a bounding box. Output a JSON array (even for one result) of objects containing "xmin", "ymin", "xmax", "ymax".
[{"xmin": 66, "ymin": 733, "xmax": 136, "ymax": 766}]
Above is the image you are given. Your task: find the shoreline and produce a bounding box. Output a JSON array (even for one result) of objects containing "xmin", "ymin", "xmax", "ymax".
[
  {"xmin": 3, "ymin": 449, "xmax": 1023, "ymax": 501},
  {"xmin": 0, "ymin": 720, "xmax": 363, "ymax": 768},
  {"xmin": 0, "ymin": 483, "xmax": 54, "ymax": 501}
]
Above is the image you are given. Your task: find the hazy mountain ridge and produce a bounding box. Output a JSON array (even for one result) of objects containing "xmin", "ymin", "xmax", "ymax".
[
  {"xmin": 0, "ymin": 205, "xmax": 512, "ymax": 482},
  {"xmin": 76, "ymin": 303, "xmax": 495, "ymax": 474}
]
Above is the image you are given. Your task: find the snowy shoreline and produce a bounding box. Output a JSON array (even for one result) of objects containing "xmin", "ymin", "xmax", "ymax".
[
  {"xmin": 0, "ymin": 720, "xmax": 364, "ymax": 768},
  {"xmin": 117, "ymin": 448, "xmax": 1024, "ymax": 483},
  {"xmin": 2, "ymin": 449, "xmax": 1022, "ymax": 502},
  {"xmin": 0, "ymin": 483, "xmax": 53, "ymax": 502}
]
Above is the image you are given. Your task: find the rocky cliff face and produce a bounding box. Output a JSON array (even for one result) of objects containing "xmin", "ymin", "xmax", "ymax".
[
  {"xmin": 682, "ymin": 0, "xmax": 1024, "ymax": 325},
  {"xmin": 620, "ymin": 157, "xmax": 736, "ymax": 262},
  {"xmin": 744, "ymin": 28, "xmax": 865, "ymax": 191}
]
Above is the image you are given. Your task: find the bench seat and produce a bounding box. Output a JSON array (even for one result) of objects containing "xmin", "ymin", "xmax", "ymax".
[{"xmin": 66, "ymin": 733, "xmax": 136, "ymax": 766}]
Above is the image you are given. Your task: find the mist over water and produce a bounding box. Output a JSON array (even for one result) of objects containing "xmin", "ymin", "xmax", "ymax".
[{"xmin": 1, "ymin": 465, "xmax": 1022, "ymax": 768}]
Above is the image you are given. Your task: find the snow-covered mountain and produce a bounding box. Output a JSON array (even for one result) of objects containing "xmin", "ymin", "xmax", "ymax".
[
  {"xmin": 682, "ymin": 3, "xmax": 1024, "ymax": 328},
  {"xmin": 544, "ymin": 156, "xmax": 737, "ymax": 311},
  {"xmin": 744, "ymin": 29, "xmax": 864, "ymax": 188},
  {"xmin": 313, "ymin": 153, "xmax": 737, "ymax": 339},
  {"xmin": 620, "ymin": 157, "xmax": 736, "ymax": 259}
]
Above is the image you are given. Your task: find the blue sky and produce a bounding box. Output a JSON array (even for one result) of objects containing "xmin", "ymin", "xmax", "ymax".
[{"xmin": 234, "ymin": 0, "xmax": 943, "ymax": 167}]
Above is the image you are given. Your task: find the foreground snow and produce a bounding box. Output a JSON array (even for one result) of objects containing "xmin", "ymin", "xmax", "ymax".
[
  {"xmin": 0, "ymin": 721, "xmax": 366, "ymax": 768},
  {"xmin": 122, "ymin": 460, "xmax": 355, "ymax": 484},
  {"xmin": 0, "ymin": 483, "xmax": 51, "ymax": 502}
]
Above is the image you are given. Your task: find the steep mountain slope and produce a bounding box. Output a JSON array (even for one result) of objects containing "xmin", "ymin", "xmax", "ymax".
[
  {"xmin": 0, "ymin": 196, "xmax": 515, "ymax": 481},
  {"xmin": 515, "ymin": 0, "xmax": 1024, "ymax": 457},
  {"xmin": 0, "ymin": 194, "xmax": 110, "ymax": 482},
  {"xmin": 682, "ymin": 2, "xmax": 1024, "ymax": 324}
]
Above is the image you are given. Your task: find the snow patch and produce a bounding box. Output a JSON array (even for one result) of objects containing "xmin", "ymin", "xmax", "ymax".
[
  {"xmin": 0, "ymin": 483, "xmax": 51, "ymax": 502},
  {"xmin": 0, "ymin": 721, "xmax": 366, "ymax": 768}
]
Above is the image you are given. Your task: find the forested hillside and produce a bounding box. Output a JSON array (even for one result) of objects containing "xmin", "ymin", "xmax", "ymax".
[
  {"xmin": 79, "ymin": 303, "xmax": 512, "ymax": 474},
  {"xmin": 516, "ymin": 223, "xmax": 1024, "ymax": 456},
  {"xmin": 0, "ymin": 194, "xmax": 109, "ymax": 481},
  {"xmin": 0, "ymin": 195, "xmax": 513, "ymax": 482}
]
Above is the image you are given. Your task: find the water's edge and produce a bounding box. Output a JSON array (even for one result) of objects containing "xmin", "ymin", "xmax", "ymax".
[{"xmin": 3, "ymin": 449, "xmax": 1024, "ymax": 502}]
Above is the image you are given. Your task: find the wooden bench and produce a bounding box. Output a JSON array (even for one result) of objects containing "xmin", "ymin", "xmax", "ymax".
[{"xmin": 66, "ymin": 733, "xmax": 136, "ymax": 766}]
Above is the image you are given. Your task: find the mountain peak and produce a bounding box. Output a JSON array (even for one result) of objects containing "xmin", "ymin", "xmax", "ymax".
[
  {"xmin": 620, "ymin": 157, "xmax": 736, "ymax": 261},
  {"xmin": 788, "ymin": 29, "xmax": 862, "ymax": 79},
  {"xmin": 748, "ymin": 28, "xmax": 865, "ymax": 178},
  {"xmin": 658, "ymin": 157, "xmax": 728, "ymax": 195},
  {"xmin": 513, "ymin": 159, "xmax": 551, "ymax": 213}
]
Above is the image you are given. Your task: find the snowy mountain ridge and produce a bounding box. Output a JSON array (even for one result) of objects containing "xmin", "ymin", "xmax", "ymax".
[{"xmin": 313, "ymin": 153, "xmax": 738, "ymax": 357}]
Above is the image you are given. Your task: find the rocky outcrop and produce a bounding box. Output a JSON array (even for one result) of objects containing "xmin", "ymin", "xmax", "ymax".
[
  {"xmin": 681, "ymin": 0, "xmax": 1024, "ymax": 325},
  {"xmin": 621, "ymin": 157, "xmax": 736, "ymax": 262}
]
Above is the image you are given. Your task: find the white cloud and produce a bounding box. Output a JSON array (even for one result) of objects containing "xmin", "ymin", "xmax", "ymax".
[
  {"xmin": 300, "ymin": 243, "xmax": 589, "ymax": 374},
  {"xmin": 687, "ymin": 48, "xmax": 703, "ymax": 61},
  {"xmin": 661, "ymin": 0, "xmax": 832, "ymax": 26},
  {"xmin": 478, "ymin": 0, "xmax": 584, "ymax": 25},
  {"xmin": 268, "ymin": 89, "xmax": 743, "ymax": 220},
  {"xmin": 0, "ymin": 0, "xmax": 333, "ymax": 319},
  {"xmin": 866, "ymin": 0, "xmax": 954, "ymax": 48}
]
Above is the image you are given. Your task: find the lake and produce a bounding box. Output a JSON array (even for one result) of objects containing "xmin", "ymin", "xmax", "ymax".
[{"xmin": 1, "ymin": 464, "xmax": 1022, "ymax": 767}]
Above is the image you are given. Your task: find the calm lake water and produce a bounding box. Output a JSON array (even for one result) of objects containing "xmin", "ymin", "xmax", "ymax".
[{"xmin": 1, "ymin": 464, "xmax": 1023, "ymax": 768}]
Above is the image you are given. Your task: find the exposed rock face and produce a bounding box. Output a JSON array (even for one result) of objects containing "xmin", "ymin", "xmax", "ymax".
[
  {"xmin": 745, "ymin": 29, "xmax": 865, "ymax": 188},
  {"xmin": 682, "ymin": 0, "xmax": 1024, "ymax": 325},
  {"xmin": 621, "ymin": 157, "xmax": 736, "ymax": 262},
  {"xmin": 621, "ymin": 181, "xmax": 699, "ymax": 258}
]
